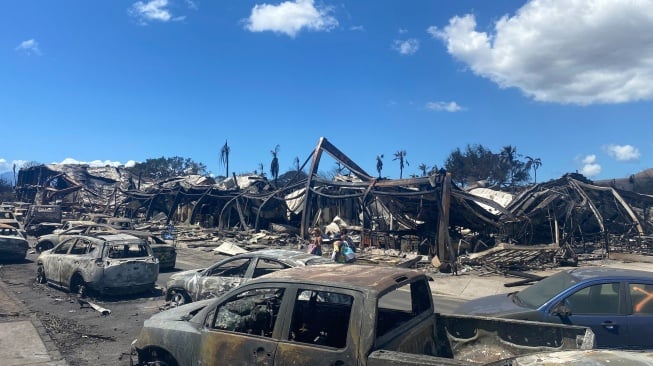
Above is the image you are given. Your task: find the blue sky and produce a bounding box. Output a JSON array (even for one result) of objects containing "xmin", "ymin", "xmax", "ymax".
[{"xmin": 1, "ymin": 0, "xmax": 651, "ymax": 183}]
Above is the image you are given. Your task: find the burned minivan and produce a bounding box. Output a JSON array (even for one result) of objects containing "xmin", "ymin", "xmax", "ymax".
[{"xmin": 36, "ymin": 233, "xmax": 159, "ymax": 296}]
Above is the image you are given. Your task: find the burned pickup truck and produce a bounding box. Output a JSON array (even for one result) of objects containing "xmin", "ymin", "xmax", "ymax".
[{"xmin": 131, "ymin": 265, "xmax": 594, "ymax": 365}]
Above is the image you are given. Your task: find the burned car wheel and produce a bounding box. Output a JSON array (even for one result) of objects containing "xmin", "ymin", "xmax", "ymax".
[
  {"xmin": 70, "ymin": 273, "xmax": 88, "ymax": 298},
  {"xmin": 143, "ymin": 348, "xmax": 178, "ymax": 366},
  {"xmin": 36, "ymin": 265, "xmax": 47, "ymax": 284},
  {"xmin": 169, "ymin": 289, "xmax": 191, "ymax": 307}
]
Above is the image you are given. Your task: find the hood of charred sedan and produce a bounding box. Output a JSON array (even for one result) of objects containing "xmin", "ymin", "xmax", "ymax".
[{"xmin": 454, "ymin": 292, "xmax": 539, "ymax": 319}]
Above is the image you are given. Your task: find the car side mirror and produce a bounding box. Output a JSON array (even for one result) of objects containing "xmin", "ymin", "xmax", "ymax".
[{"xmin": 551, "ymin": 303, "xmax": 572, "ymax": 317}]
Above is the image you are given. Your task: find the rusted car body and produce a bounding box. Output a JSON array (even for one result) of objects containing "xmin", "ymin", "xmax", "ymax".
[
  {"xmin": 165, "ymin": 248, "xmax": 332, "ymax": 305},
  {"xmin": 36, "ymin": 233, "xmax": 159, "ymax": 296},
  {"xmin": 121, "ymin": 230, "xmax": 176, "ymax": 270},
  {"xmin": 0, "ymin": 210, "xmax": 22, "ymax": 230},
  {"xmin": 96, "ymin": 217, "xmax": 135, "ymax": 230},
  {"xmin": 0, "ymin": 223, "xmax": 29, "ymax": 262},
  {"xmin": 131, "ymin": 265, "xmax": 593, "ymax": 366}
]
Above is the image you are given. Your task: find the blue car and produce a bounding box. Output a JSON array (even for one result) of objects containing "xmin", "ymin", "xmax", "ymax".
[{"xmin": 454, "ymin": 267, "xmax": 653, "ymax": 349}]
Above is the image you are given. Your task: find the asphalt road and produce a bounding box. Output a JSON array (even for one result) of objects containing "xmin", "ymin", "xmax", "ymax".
[{"xmin": 0, "ymin": 241, "xmax": 462, "ymax": 366}]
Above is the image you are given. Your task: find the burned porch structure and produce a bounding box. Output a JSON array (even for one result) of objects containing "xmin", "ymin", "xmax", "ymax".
[{"xmin": 14, "ymin": 138, "xmax": 653, "ymax": 264}]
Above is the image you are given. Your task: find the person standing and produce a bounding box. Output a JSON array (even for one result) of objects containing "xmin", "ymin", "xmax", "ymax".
[{"xmin": 308, "ymin": 228, "xmax": 323, "ymax": 256}]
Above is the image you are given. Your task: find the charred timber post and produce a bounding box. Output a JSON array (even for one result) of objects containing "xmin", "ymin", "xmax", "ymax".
[
  {"xmin": 437, "ymin": 172, "xmax": 453, "ymax": 262},
  {"xmin": 300, "ymin": 138, "xmax": 325, "ymax": 238}
]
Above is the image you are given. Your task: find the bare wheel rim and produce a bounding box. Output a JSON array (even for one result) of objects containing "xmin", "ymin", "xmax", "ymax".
[{"xmin": 170, "ymin": 290, "xmax": 188, "ymax": 306}]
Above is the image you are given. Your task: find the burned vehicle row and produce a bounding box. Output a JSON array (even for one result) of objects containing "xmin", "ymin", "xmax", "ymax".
[
  {"xmin": 35, "ymin": 223, "xmax": 176, "ymax": 269},
  {"xmin": 165, "ymin": 249, "xmax": 332, "ymax": 306},
  {"xmin": 132, "ymin": 265, "xmax": 594, "ymax": 366},
  {"xmin": 0, "ymin": 223, "xmax": 29, "ymax": 262},
  {"xmin": 36, "ymin": 233, "xmax": 159, "ymax": 296}
]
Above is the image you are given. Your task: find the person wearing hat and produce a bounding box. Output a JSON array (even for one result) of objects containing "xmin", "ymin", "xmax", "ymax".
[{"xmin": 307, "ymin": 228, "xmax": 323, "ymax": 256}]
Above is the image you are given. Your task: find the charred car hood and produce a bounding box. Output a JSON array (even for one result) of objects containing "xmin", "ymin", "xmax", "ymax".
[
  {"xmin": 169, "ymin": 268, "xmax": 205, "ymax": 281},
  {"xmin": 503, "ymin": 349, "xmax": 653, "ymax": 365},
  {"xmin": 454, "ymin": 292, "xmax": 536, "ymax": 318},
  {"xmin": 148, "ymin": 298, "xmax": 214, "ymax": 324}
]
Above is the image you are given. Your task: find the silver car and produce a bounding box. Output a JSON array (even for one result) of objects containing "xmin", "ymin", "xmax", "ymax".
[
  {"xmin": 36, "ymin": 233, "xmax": 159, "ymax": 296},
  {"xmin": 165, "ymin": 248, "xmax": 332, "ymax": 306}
]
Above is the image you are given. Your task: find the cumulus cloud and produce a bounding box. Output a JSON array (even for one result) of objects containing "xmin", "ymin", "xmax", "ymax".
[
  {"xmin": 129, "ymin": 0, "xmax": 186, "ymax": 25},
  {"xmin": 56, "ymin": 158, "xmax": 137, "ymax": 168},
  {"xmin": 429, "ymin": 0, "xmax": 653, "ymax": 105},
  {"xmin": 0, "ymin": 159, "xmax": 29, "ymax": 173},
  {"xmin": 244, "ymin": 0, "xmax": 338, "ymax": 38},
  {"xmin": 392, "ymin": 39, "xmax": 419, "ymax": 55},
  {"xmin": 15, "ymin": 39, "xmax": 41, "ymax": 56},
  {"xmin": 604, "ymin": 144, "xmax": 641, "ymax": 161},
  {"xmin": 426, "ymin": 101, "xmax": 463, "ymax": 112},
  {"xmin": 350, "ymin": 25, "xmax": 365, "ymax": 31},
  {"xmin": 579, "ymin": 154, "xmax": 601, "ymax": 177}
]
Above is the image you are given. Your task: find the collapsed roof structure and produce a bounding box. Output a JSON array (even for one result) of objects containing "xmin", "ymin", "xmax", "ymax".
[{"xmin": 15, "ymin": 138, "xmax": 653, "ymax": 263}]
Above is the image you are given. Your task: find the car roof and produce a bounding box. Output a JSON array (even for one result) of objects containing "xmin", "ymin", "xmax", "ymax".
[
  {"xmin": 568, "ymin": 267, "xmax": 653, "ymax": 281},
  {"xmin": 256, "ymin": 264, "xmax": 425, "ymax": 294}
]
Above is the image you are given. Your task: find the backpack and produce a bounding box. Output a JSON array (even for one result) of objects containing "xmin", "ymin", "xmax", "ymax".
[{"xmin": 341, "ymin": 242, "xmax": 356, "ymax": 263}]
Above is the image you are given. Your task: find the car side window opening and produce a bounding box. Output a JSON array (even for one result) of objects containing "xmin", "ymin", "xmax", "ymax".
[
  {"xmin": 288, "ymin": 289, "xmax": 353, "ymax": 348},
  {"xmin": 376, "ymin": 280, "xmax": 431, "ymax": 339},
  {"xmin": 564, "ymin": 282, "xmax": 621, "ymax": 315},
  {"xmin": 210, "ymin": 287, "xmax": 284, "ymax": 338},
  {"xmin": 69, "ymin": 239, "xmax": 92, "ymax": 255},
  {"xmin": 209, "ymin": 258, "xmax": 251, "ymax": 277},
  {"xmin": 629, "ymin": 283, "xmax": 653, "ymax": 314},
  {"xmin": 253, "ymin": 258, "xmax": 289, "ymax": 278},
  {"xmin": 54, "ymin": 240, "xmax": 73, "ymax": 254}
]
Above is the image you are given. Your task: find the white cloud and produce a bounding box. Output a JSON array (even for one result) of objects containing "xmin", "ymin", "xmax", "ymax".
[
  {"xmin": 392, "ymin": 39, "xmax": 419, "ymax": 55},
  {"xmin": 579, "ymin": 154, "xmax": 601, "ymax": 177},
  {"xmin": 350, "ymin": 25, "xmax": 365, "ymax": 31},
  {"xmin": 15, "ymin": 39, "xmax": 41, "ymax": 56},
  {"xmin": 0, "ymin": 159, "xmax": 29, "ymax": 173},
  {"xmin": 57, "ymin": 158, "xmax": 137, "ymax": 168},
  {"xmin": 244, "ymin": 0, "xmax": 338, "ymax": 38},
  {"xmin": 604, "ymin": 144, "xmax": 641, "ymax": 161},
  {"xmin": 430, "ymin": 0, "xmax": 653, "ymax": 105},
  {"xmin": 129, "ymin": 0, "xmax": 186, "ymax": 25},
  {"xmin": 426, "ymin": 101, "xmax": 463, "ymax": 112}
]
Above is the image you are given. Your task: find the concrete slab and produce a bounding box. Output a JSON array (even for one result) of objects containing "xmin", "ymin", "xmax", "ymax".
[{"xmin": 0, "ymin": 320, "xmax": 55, "ymax": 365}]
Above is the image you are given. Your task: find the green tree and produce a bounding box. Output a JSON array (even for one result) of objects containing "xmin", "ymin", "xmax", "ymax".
[
  {"xmin": 393, "ymin": 150, "xmax": 409, "ymax": 179},
  {"xmin": 376, "ymin": 154, "xmax": 384, "ymax": 178},
  {"xmin": 525, "ymin": 156, "xmax": 542, "ymax": 184},
  {"xmin": 444, "ymin": 144, "xmax": 500, "ymax": 187},
  {"xmin": 130, "ymin": 156, "xmax": 207, "ymax": 180},
  {"xmin": 270, "ymin": 144, "xmax": 280, "ymax": 184},
  {"xmin": 219, "ymin": 140, "xmax": 230, "ymax": 177}
]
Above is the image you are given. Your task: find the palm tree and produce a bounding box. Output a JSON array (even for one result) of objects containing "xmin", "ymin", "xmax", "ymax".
[
  {"xmin": 257, "ymin": 162, "xmax": 265, "ymax": 177},
  {"xmin": 293, "ymin": 156, "xmax": 300, "ymax": 171},
  {"xmin": 376, "ymin": 155, "xmax": 384, "ymax": 178},
  {"xmin": 525, "ymin": 156, "xmax": 542, "ymax": 184},
  {"xmin": 418, "ymin": 163, "xmax": 429, "ymax": 177},
  {"xmin": 393, "ymin": 150, "xmax": 409, "ymax": 179},
  {"xmin": 500, "ymin": 145, "xmax": 518, "ymax": 192},
  {"xmin": 270, "ymin": 145, "xmax": 280, "ymax": 184},
  {"xmin": 219, "ymin": 140, "xmax": 230, "ymax": 177}
]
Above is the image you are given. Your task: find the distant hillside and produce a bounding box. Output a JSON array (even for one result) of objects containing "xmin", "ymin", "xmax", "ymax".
[
  {"xmin": 594, "ymin": 168, "xmax": 653, "ymax": 195},
  {"xmin": 0, "ymin": 171, "xmax": 14, "ymax": 185}
]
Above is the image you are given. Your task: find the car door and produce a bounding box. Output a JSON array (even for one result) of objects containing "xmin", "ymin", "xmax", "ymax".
[
  {"xmin": 624, "ymin": 281, "xmax": 653, "ymax": 349},
  {"xmin": 45, "ymin": 238, "xmax": 75, "ymax": 286},
  {"xmin": 274, "ymin": 287, "xmax": 359, "ymax": 366},
  {"xmin": 544, "ymin": 281, "xmax": 629, "ymax": 348},
  {"xmin": 198, "ymin": 286, "xmax": 285, "ymax": 365},
  {"xmin": 192, "ymin": 257, "xmax": 253, "ymax": 300},
  {"xmin": 59, "ymin": 237, "xmax": 95, "ymax": 288}
]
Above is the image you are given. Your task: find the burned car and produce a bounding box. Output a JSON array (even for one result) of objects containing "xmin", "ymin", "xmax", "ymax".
[
  {"xmin": 36, "ymin": 233, "xmax": 159, "ymax": 296},
  {"xmin": 0, "ymin": 223, "xmax": 29, "ymax": 262},
  {"xmin": 35, "ymin": 222, "xmax": 114, "ymax": 252},
  {"xmin": 122, "ymin": 230, "xmax": 176, "ymax": 270},
  {"xmin": 165, "ymin": 249, "xmax": 332, "ymax": 306}
]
